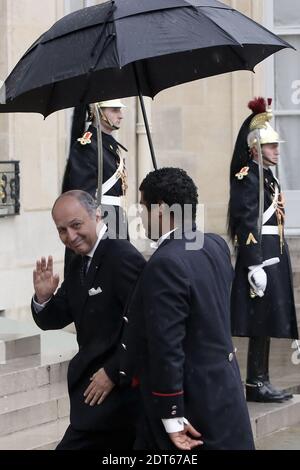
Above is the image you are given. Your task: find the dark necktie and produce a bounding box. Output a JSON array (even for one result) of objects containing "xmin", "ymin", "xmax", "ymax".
[{"xmin": 80, "ymin": 255, "xmax": 90, "ymax": 284}]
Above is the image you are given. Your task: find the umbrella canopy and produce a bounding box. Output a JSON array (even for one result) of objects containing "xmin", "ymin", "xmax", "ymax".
[{"xmin": 0, "ymin": 0, "xmax": 292, "ymax": 117}]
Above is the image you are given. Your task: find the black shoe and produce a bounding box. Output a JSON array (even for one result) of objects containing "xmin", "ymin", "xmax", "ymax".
[
  {"xmin": 264, "ymin": 381, "xmax": 293, "ymax": 401},
  {"xmin": 282, "ymin": 392, "xmax": 293, "ymax": 400},
  {"xmin": 246, "ymin": 381, "xmax": 286, "ymax": 403}
]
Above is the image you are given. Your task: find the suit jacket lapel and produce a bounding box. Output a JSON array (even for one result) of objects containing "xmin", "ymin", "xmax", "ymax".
[
  {"xmin": 86, "ymin": 238, "xmax": 109, "ymax": 286},
  {"xmin": 76, "ymin": 237, "xmax": 111, "ymax": 325}
]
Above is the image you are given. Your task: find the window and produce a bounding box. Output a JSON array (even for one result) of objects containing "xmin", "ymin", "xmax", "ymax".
[
  {"xmin": 275, "ymin": 34, "xmax": 300, "ymax": 190},
  {"xmin": 274, "ymin": 0, "xmax": 300, "ymax": 27},
  {"xmin": 64, "ymin": 0, "xmax": 85, "ymax": 14},
  {"xmin": 264, "ymin": 0, "xmax": 300, "ymax": 231},
  {"xmin": 272, "ymin": 1, "xmax": 300, "ymax": 191}
]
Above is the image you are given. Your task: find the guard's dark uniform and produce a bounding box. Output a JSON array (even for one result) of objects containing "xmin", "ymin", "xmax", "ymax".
[
  {"xmin": 62, "ymin": 124, "xmax": 125, "ymax": 201},
  {"xmin": 230, "ymin": 160, "xmax": 298, "ymax": 339},
  {"xmin": 228, "ymin": 96, "xmax": 298, "ymax": 403}
]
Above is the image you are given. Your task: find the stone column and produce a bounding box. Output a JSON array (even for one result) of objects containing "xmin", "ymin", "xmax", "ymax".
[
  {"xmin": 0, "ymin": 1, "xmax": 9, "ymax": 160},
  {"xmin": 0, "ymin": 0, "xmax": 66, "ymax": 320}
]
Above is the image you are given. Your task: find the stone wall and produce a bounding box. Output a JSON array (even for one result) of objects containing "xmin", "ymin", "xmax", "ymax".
[
  {"xmin": 0, "ymin": 0, "xmax": 266, "ymax": 318},
  {"xmin": 0, "ymin": 0, "xmax": 66, "ymax": 318}
]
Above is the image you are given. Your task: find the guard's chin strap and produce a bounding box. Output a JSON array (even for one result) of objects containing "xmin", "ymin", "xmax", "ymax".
[
  {"xmin": 250, "ymin": 148, "xmax": 275, "ymax": 168},
  {"xmin": 99, "ymin": 107, "xmax": 119, "ymax": 131},
  {"xmin": 262, "ymin": 155, "xmax": 276, "ymax": 166}
]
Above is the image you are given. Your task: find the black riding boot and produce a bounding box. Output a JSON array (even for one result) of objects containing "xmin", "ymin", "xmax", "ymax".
[
  {"xmin": 262, "ymin": 337, "xmax": 293, "ymax": 401},
  {"xmin": 246, "ymin": 336, "xmax": 287, "ymax": 403}
]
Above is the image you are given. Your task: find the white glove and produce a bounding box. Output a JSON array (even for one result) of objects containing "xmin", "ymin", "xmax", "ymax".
[{"xmin": 248, "ymin": 265, "xmax": 267, "ymax": 297}]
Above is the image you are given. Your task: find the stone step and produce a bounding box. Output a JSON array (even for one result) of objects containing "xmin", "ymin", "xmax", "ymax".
[
  {"xmin": 296, "ymin": 305, "xmax": 300, "ymax": 326},
  {"xmin": 0, "ymin": 396, "xmax": 299, "ymax": 449},
  {"xmin": 293, "ymin": 268, "xmax": 300, "ymax": 289},
  {"xmin": 0, "ymin": 381, "xmax": 69, "ymax": 436},
  {"xmin": 286, "ymin": 237, "xmax": 300, "ymax": 253},
  {"xmin": 255, "ymin": 422, "xmax": 300, "ymax": 450},
  {"xmin": 0, "ymin": 318, "xmax": 78, "ymax": 361},
  {"xmin": 0, "ymin": 354, "xmax": 69, "ymax": 398},
  {"xmin": 0, "ymin": 417, "xmax": 69, "ymax": 450},
  {"xmin": 294, "ymin": 288, "xmax": 300, "ymax": 304},
  {"xmin": 0, "ymin": 333, "xmax": 40, "ymax": 363},
  {"xmin": 290, "ymin": 252, "xmax": 300, "ymax": 265},
  {"xmin": 249, "ymin": 395, "xmax": 300, "ymax": 441}
]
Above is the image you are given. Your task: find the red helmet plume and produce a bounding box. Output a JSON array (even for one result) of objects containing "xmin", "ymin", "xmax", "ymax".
[{"xmin": 248, "ymin": 97, "xmax": 267, "ymax": 115}]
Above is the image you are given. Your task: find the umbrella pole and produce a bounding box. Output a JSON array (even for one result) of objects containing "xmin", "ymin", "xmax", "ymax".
[
  {"xmin": 133, "ymin": 64, "xmax": 158, "ymax": 170},
  {"xmin": 94, "ymin": 105, "xmax": 104, "ymax": 207},
  {"xmin": 256, "ymin": 130, "xmax": 264, "ymax": 242}
]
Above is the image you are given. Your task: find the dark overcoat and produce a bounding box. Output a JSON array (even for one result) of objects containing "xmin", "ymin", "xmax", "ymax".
[
  {"xmin": 32, "ymin": 237, "xmax": 145, "ymax": 431},
  {"xmin": 229, "ymin": 160, "xmax": 298, "ymax": 339},
  {"xmin": 120, "ymin": 231, "xmax": 254, "ymax": 450}
]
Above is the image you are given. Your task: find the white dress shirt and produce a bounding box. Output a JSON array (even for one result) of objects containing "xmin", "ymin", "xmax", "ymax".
[{"xmin": 150, "ymin": 227, "xmax": 178, "ymax": 251}]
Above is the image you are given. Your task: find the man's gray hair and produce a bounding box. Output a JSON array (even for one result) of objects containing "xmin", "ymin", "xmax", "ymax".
[{"xmin": 53, "ymin": 190, "xmax": 98, "ymax": 216}]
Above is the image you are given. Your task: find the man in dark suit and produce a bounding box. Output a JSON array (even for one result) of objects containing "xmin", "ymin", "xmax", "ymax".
[
  {"xmin": 119, "ymin": 168, "xmax": 255, "ymax": 450},
  {"xmin": 31, "ymin": 190, "xmax": 145, "ymax": 450}
]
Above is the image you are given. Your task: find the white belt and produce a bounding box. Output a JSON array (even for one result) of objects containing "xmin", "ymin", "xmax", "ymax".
[
  {"xmin": 262, "ymin": 185, "xmax": 279, "ymax": 225},
  {"xmin": 101, "ymin": 195, "xmax": 123, "ymax": 207},
  {"xmin": 262, "ymin": 225, "xmax": 279, "ymax": 235},
  {"xmin": 102, "ymin": 158, "xmax": 124, "ymax": 196}
]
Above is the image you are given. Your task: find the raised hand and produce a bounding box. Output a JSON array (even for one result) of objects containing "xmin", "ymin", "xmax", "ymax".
[{"xmin": 33, "ymin": 256, "xmax": 59, "ymax": 303}]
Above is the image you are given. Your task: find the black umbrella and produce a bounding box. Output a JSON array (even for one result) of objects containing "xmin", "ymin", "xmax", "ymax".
[{"xmin": 0, "ymin": 0, "xmax": 293, "ymax": 200}]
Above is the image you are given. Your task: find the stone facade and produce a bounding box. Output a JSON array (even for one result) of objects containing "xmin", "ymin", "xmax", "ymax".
[{"xmin": 0, "ymin": 0, "xmax": 266, "ymax": 318}]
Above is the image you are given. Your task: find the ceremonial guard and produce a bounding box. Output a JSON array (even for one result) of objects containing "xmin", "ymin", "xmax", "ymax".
[
  {"xmin": 228, "ymin": 97, "xmax": 298, "ymax": 403},
  {"xmin": 62, "ymin": 99, "xmax": 128, "ymax": 238}
]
